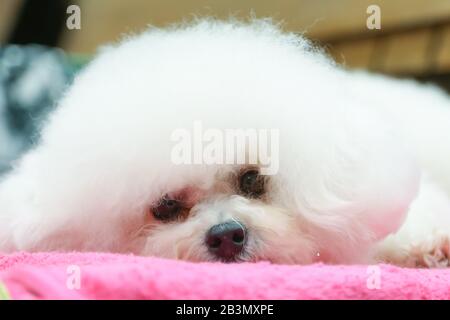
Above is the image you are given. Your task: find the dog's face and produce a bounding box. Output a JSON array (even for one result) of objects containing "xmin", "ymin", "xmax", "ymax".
[{"xmin": 140, "ymin": 164, "xmax": 316, "ymax": 264}]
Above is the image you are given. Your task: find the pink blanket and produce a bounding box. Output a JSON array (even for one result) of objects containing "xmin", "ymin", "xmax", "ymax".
[{"xmin": 0, "ymin": 252, "xmax": 449, "ymax": 299}]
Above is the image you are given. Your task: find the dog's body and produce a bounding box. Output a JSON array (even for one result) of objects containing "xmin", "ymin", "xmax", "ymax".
[{"xmin": 0, "ymin": 20, "xmax": 449, "ymax": 266}]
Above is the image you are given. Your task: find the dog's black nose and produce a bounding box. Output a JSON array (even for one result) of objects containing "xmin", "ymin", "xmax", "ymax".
[{"xmin": 206, "ymin": 220, "xmax": 246, "ymax": 261}]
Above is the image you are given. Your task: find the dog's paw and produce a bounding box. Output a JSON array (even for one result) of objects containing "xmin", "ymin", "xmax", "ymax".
[{"xmin": 407, "ymin": 234, "xmax": 450, "ymax": 268}]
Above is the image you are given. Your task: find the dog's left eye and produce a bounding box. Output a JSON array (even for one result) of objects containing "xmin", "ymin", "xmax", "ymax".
[
  {"xmin": 239, "ymin": 169, "xmax": 265, "ymax": 198},
  {"xmin": 152, "ymin": 198, "xmax": 184, "ymax": 222}
]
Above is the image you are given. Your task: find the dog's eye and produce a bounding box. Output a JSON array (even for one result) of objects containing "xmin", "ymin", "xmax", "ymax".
[
  {"xmin": 239, "ymin": 169, "xmax": 265, "ymax": 198},
  {"xmin": 152, "ymin": 198, "xmax": 183, "ymax": 222}
]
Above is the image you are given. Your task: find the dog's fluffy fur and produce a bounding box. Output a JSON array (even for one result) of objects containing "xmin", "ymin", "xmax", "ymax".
[{"xmin": 1, "ymin": 19, "xmax": 450, "ymax": 266}]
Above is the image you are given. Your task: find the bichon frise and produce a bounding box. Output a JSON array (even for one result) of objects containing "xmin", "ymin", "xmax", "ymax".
[{"xmin": 1, "ymin": 19, "xmax": 450, "ymax": 267}]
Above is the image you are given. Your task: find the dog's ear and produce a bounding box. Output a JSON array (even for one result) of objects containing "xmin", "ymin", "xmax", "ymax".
[
  {"xmin": 340, "ymin": 133, "xmax": 421, "ymax": 242},
  {"xmin": 354, "ymin": 137, "xmax": 421, "ymax": 242},
  {"xmin": 281, "ymin": 105, "xmax": 422, "ymax": 258},
  {"xmin": 0, "ymin": 175, "xmax": 21, "ymax": 251},
  {"xmin": 0, "ymin": 152, "xmax": 46, "ymax": 251}
]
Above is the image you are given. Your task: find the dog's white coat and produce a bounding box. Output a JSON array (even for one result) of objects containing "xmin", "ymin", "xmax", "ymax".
[{"xmin": 0, "ymin": 20, "xmax": 449, "ymax": 266}]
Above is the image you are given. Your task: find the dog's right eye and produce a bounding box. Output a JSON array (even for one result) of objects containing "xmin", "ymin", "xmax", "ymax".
[{"xmin": 152, "ymin": 198, "xmax": 184, "ymax": 222}]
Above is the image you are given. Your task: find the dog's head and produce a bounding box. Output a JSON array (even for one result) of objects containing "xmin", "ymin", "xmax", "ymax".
[{"xmin": 1, "ymin": 20, "xmax": 420, "ymax": 264}]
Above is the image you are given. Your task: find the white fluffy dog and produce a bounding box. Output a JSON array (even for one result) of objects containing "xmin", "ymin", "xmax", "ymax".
[{"xmin": 1, "ymin": 19, "xmax": 450, "ymax": 267}]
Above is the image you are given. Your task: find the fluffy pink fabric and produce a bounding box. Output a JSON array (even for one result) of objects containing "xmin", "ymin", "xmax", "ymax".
[{"xmin": 0, "ymin": 252, "xmax": 449, "ymax": 299}]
